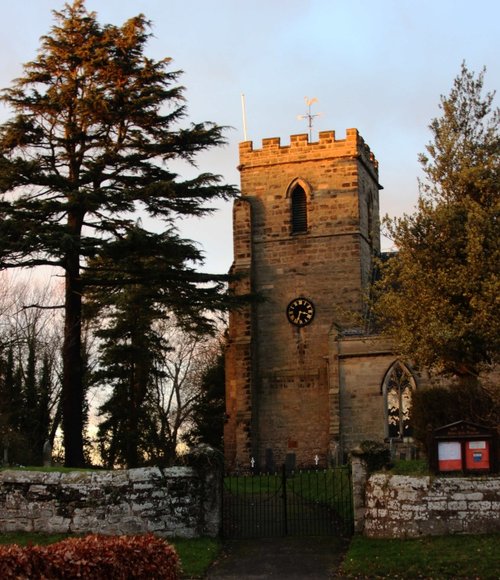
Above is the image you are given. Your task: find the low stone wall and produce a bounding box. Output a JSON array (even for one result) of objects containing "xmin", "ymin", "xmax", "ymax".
[
  {"xmin": 363, "ymin": 473, "xmax": 500, "ymax": 538},
  {"xmin": 0, "ymin": 463, "xmax": 221, "ymax": 538}
]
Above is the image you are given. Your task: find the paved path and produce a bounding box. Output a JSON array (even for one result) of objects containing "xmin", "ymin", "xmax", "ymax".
[{"xmin": 205, "ymin": 537, "xmax": 350, "ymax": 579}]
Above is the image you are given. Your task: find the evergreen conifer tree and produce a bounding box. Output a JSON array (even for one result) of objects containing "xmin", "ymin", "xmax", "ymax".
[
  {"xmin": 183, "ymin": 352, "xmax": 225, "ymax": 451},
  {"xmin": 0, "ymin": 1, "xmax": 236, "ymax": 465},
  {"xmin": 375, "ymin": 64, "xmax": 499, "ymax": 382}
]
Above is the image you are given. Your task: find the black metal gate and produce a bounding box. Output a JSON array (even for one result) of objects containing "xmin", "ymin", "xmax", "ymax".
[{"xmin": 222, "ymin": 465, "xmax": 353, "ymax": 538}]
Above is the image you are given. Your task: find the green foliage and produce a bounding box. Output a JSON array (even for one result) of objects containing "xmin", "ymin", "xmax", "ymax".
[
  {"xmin": 410, "ymin": 380, "xmax": 500, "ymax": 451},
  {"xmin": 374, "ymin": 64, "xmax": 499, "ymax": 379},
  {"xmin": 93, "ymin": 310, "xmax": 223, "ymax": 468},
  {"xmin": 0, "ymin": 342, "xmax": 57, "ymax": 466},
  {"xmin": 0, "ymin": 1, "xmax": 236, "ymax": 466},
  {"xmin": 89, "ymin": 245, "xmax": 173, "ymax": 468},
  {"xmin": 389, "ymin": 459, "xmax": 429, "ymax": 475},
  {"xmin": 183, "ymin": 351, "xmax": 226, "ymax": 451},
  {"xmin": 341, "ymin": 533, "xmax": 500, "ymax": 579},
  {"xmin": 85, "ymin": 228, "xmax": 234, "ymax": 468},
  {"xmin": 358, "ymin": 440, "xmax": 391, "ymax": 472}
]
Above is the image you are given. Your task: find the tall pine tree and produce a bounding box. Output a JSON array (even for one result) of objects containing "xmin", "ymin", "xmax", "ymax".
[{"xmin": 0, "ymin": 1, "xmax": 236, "ymax": 465}]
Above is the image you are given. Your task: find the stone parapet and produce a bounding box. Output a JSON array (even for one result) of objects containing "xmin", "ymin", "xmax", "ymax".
[{"xmin": 239, "ymin": 129, "xmax": 379, "ymax": 182}]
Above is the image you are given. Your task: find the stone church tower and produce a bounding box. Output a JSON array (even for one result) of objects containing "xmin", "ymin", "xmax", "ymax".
[{"xmin": 225, "ymin": 129, "xmax": 405, "ymax": 471}]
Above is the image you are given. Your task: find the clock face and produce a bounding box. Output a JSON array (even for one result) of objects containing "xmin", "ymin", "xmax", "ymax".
[{"xmin": 286, "ymin": 297, "xmax": 315, "ymax": 327}]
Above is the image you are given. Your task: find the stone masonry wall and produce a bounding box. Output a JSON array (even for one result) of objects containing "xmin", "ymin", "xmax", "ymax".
[
  {"xmin": 0, "ymin": 465, "xmax": 221, "ymax": 538},
  {"xmin": 225, "ymin": 129, "xmax": 382, "ymax": 470},
  {"xmin": 224, "ymin": 198, "xmax": 254, "ymax": 470},
  {"xmin": 363, "ymin": 473, "xmax": 500, "ymax": 537},
  {"xmin": 334, "ymin": 335, "xmax": 396, "ymax": 451}
]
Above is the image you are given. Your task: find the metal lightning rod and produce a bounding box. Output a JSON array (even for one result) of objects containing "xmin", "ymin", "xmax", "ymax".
[{"xmin": 241, "ymin": 93, "xmax": 248, "ymax": 141}]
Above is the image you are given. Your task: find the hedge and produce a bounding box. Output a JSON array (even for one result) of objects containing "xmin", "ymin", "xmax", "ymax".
[{"xmin": 0, "ymin": 534, "xmax": 180, "ymax": 579}]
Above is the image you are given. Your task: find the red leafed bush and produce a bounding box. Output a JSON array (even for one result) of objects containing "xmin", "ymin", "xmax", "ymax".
[
  {"xmin": 0, "ymin": 543, "xmax": 38, "ymax": 578},
  {"xmin": 0, "ymin": 534, "xmax": 180, "ymax": 579}
]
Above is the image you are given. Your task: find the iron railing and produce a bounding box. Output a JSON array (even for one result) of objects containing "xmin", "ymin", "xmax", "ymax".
[{"xmin": 223, "ymin": 465, "xmax": 353, "ymax": 538}]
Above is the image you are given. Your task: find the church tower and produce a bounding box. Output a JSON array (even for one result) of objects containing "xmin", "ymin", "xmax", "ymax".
[{"xmin": 225, "ymin": 129, "xmax": 382, "ymax": 471}]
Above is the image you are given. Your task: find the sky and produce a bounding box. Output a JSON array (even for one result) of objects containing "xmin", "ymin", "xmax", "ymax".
[{"xmin": 0, "ymin": 0, "xmax": 498, "ymax": 275}]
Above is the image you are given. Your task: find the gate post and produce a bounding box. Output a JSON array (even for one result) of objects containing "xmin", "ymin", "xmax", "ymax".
[
  {"xmin": 350, "ymin": 448, "xmax": 368, "ymax": 534},
  {"xmin": 186, "ymin": 444, "xmax": 223, "ymax": 537}
]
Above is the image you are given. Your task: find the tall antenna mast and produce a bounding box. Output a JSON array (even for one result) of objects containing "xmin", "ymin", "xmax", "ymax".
[
  {"xmin": 241, "ymin": 93, "xmax": 248, "ymax": 141},
  {"xmin": 297, "ymin": 97, "xmax": 321, "ymax": 140}
]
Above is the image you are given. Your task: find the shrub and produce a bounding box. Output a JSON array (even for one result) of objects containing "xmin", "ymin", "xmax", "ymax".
[
  {"xmin": 358, "ymin": 440, "xmax": 391, "ymax": 472},
  {"xmin": 0, "ymin": 534, "xmax": 180, "ymax": 579},
  {"xmin": 0, "ymin": 544, "xmax": 36, "ymax": 578},
  {"xmin": 389, "ymin": 459, "xmax": 429, "ymax": 475}
]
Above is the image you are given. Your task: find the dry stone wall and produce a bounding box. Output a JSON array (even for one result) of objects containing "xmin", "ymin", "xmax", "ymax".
[
  {"xmin": 0, "ymin": 464, "xmax": 221, "ymax": 538},
  {"xmin": 363, "ymin": 473, "xmax": 500, "ymax": 537}
]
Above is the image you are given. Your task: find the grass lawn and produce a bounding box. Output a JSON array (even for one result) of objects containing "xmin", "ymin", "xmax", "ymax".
[
  {"xmin": 172, "ymin": 537, "xmax": 221, "ymax": 578},
  {"xmin": 0, "ymin": 532, "xmax": 70, "ymax": 546},
  {"xmin": 340, "ymin": 533, "xmax": 500, "ymax": 579}
]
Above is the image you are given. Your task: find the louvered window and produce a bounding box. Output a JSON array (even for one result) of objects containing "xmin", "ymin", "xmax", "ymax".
[{"xmin": 291, "ymin": 185, "xmax": 307, "ymax": 233}]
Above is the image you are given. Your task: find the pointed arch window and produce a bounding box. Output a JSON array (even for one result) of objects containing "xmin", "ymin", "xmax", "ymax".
[
  {"xmin": 382, "ymin": 362, "xmax": 416, "ymax": 439},
  {"xmin": 291, "ymin": 184, "xmax": 308, "ymax": 233}
]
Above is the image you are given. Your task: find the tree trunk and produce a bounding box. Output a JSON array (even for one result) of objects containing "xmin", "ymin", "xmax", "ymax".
[
  {"xmin": 125, "ymin": 326, "xmax": 150, "ymax": 468},
  {"xmin": 62, "ymin": 241, "xmax": 85, "ymax": 467},
  {"xmin": 126, "ymin": 386, "xmax": 139, "ymax": 468}
]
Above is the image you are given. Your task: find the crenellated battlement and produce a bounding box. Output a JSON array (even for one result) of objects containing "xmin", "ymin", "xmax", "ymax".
[{"xmin": 239, "ymin": 128, "xmax": 378, "ymax": 176}]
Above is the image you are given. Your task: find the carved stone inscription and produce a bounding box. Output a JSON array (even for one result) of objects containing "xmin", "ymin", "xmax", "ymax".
[{"xmin": 264, "ymin": 372, "xmax": 321, "ymax": 390}]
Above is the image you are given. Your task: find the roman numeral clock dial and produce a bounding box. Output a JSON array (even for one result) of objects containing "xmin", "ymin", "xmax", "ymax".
[{"xmin": 286, "ymin": 297, "xmax": 315, "ymax": 327}]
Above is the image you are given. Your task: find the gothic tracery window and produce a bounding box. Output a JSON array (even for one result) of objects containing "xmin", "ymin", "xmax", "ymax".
[
  {"xmin": 291, "ymin": 184, "xmax": 308, "ymax": 233},
  {"xmin": 383, "ymin": 362, "xmax": 416, "ymax": 439}
]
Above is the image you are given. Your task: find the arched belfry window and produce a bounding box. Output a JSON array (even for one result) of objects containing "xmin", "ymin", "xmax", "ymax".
[
  {"xmin": 291, "ymin": 184, "xmax": 308, "ymax": 233},
  {"xmin": 382, "ymin": 361, "xmax": 416, "ymax": 439}
]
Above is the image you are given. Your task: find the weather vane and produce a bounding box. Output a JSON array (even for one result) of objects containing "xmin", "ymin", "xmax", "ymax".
[{"xmin": 297, "ymin": 97, "xmax": 322, "ymax": 140}]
